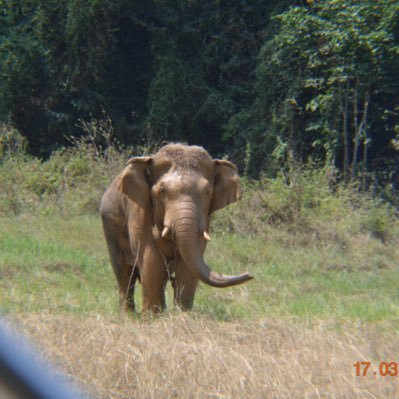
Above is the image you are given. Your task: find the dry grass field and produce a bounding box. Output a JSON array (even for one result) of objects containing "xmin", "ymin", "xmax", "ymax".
[{"xmin": 9, "ymin": 313, "xmax": 399, "ymax": 399}]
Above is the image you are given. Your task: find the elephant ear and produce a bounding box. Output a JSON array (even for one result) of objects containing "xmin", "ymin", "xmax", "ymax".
[
  {"xmin": 118, "ymin": 157, "xmax": 152, "ymax": 208},
  {"xmin": 210, "ymin": 159, "xmax": 240, "ymax": 214}
]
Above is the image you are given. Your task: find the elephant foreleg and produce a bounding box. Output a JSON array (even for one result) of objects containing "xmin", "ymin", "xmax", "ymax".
[
  {"xmin": 173, "ymin": 258, "xmax": 198, "ymax": 311},
  {"xmin": 140, "ymin": 246, "xmax": 168, "ymax": 313}
]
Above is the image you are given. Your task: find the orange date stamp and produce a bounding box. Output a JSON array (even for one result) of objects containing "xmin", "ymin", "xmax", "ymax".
[{"xmin": 354, "ymin": 361, "xmax": 399, "ymax": 377}]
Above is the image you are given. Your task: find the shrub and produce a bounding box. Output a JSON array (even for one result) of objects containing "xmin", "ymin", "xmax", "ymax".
[
  {"xmin": 0, "ymin": 132, "xmax": 128, "ymax": 216},
  {"xmin": 0, "ymin": 134, "xmax": 397, "ymax": 248},
  {"xmin": 212, "ymin": 165, "xmax": 398, "ymax": 250},
  {"xmin": 0, "ymin": 123, "xmax": 27, "ymax": 160}
]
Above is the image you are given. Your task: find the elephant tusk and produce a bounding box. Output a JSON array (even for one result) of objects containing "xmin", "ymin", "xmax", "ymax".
[
  {"xmin": 203, "ymin": 231, "xmax": 211, "ymax": 241},
  {"xmin": 162, "ymin": 226, "xmax": 171, "ymax": 239}
]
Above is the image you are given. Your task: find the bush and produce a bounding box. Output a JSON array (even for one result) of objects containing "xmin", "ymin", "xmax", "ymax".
[
  {"xmin": 212, "ymin": 165, "xmax": 398, "ymax": 249},
  {"xmin": 0, "ymin": 133, "xmax": 128, "ymax": 216},
  {"xmin": 0, "ymin": 136, "xmax": 397, "ymax": 249},
  {"xmin": 0, "ymin": 124, "xmax": 27, "ymax": 160}
]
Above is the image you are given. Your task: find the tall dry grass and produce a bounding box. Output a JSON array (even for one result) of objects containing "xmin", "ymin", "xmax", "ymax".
[{"xmin": 10, "ymin": 314, "xmax": 399, "ymax": 398}]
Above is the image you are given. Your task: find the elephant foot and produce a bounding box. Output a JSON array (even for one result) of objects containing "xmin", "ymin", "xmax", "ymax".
[{"xmin": 119, "ymin": 296, "xmax": 135, "ymax": 312}]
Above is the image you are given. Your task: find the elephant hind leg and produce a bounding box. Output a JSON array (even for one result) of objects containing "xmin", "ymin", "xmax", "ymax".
[
  {"xmin": 119, "ymin": 265, "xmax": 139, "ymax": 312},
  {"xmin": 102, "ymin": 225, "xmax": 138, "ymax": 311},
  {"xmin": 113, "ymin": 258, "xmax": 139, "ymax": 312}
]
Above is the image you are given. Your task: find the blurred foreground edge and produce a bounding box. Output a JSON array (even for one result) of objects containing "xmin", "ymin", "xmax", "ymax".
[{"xmin": 0, "ymin": 319, "xmax": 88, "ymax": 399}]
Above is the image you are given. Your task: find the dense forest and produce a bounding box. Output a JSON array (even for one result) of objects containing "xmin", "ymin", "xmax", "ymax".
[{"xmin": 1, "ymin": 0, "xmax": 398, "ymax": 186}]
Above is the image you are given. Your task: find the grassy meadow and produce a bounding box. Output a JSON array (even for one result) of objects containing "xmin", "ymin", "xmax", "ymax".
[{"xmin": 1, "ymin": 140, "xmax": 399, "ymax": 398}]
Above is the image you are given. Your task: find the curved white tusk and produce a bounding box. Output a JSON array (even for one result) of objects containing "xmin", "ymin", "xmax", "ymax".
[
  {"xmin": 161, "ymin": 226, "xmax": 170, "ymax": 239},
  {"xmin": 203, "ymin": 231, "xmax": 211, "ymax": 241}
]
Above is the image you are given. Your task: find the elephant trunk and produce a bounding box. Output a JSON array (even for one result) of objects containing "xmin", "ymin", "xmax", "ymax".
[{"xmin": 173, "ymin": 215, "xmax": 253, "ymax": 288}]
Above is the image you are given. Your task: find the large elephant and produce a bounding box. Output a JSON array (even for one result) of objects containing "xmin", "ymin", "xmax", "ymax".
[{"xmin": 100, "ymin": 143, "xmax": 253, "ymax": 313}]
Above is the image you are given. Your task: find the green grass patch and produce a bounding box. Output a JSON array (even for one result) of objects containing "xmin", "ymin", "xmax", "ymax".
[
  {"xmin": 197, "ymin": 230, "xmax": 399, "ymax": 321},
  {"xmin": 1, "ymin": 214, "xmax": 398, "ymax": 322},
  {"xmin": 0, "ymin": 215, "xmax": 116, "ymax": 314}
]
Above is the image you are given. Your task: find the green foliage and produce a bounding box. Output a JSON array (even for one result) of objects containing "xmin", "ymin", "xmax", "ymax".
[
  {"xmin": 0, "ymin": 129, "xmax": 127, "ymax": 216},
  {"xmin": 360, "ymin": 204, "xmax": 392, "ymax": 242},
  {"xmin": 1, "ymin": 137, "xmax": 395, "ymax": 245},
  {"xmin": 213, "ymin": 164, "xmax": 397, "ymax": 249},
  {"xmin": 251, "ymin": 0, "xmax": 399, "ymax": 183},
  {"xmin": 0, "ymin": 123, "xmax": 27, "ymax": 160},
  {"xmin": 0, "ymin": 0, "xmax": 279, "ymax": 158},
  {"xmin": 0, "ymin": 2, "xmax": 48, "ymax": 122},
  {"xmin": 0, "ymin": 0, "xmax": 398, "ymax": 192}
]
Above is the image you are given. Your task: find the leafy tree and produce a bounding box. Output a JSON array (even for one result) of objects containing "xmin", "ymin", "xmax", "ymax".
[
  {"xmin": 0, "ymin": 1, "xmax": 48, "ymax": 139},
  {"xmin": 1, "ymin": 0, "xmax": 398, "ymax": 192},
  {"xmin": 0, "ymin": 0, "xmax": 154, "ymax": 154},
  {"xmin": 0, "ymin": 0, "xmax": 287, "ymax": 159},
  {"xmin": 253, "ymin": 0, "xmax": 399, "ymax": 183},
  {"xmin": 146, "ymin": 0, "xmax": 278, "ymax": 156}
]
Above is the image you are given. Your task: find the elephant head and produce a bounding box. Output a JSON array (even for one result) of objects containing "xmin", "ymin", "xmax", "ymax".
[{"xmin": 118, "ymin": 143, "xmax": 253, "ymax": 288}]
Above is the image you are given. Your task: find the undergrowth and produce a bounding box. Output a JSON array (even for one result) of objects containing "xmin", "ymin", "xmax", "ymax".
[{"xmin": 0, "ymin": 126, "xmax": 396, "ymax": 242}]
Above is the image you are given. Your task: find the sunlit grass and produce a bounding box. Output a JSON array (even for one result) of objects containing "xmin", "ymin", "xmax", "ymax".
[
  {"xmin": 1, "ymin": 211, "xmax": 398, "ymax": 322},
  {"xmin": 0, "ymin": 215, "xmax": 116, "ymax": 314}
]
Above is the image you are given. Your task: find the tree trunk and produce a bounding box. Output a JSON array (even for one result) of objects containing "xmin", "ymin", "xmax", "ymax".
[
  {"xmin": 339, "ymin": 81, "xmax": 350, "ymax": 182},
  {"xmin": 351, "ymin": 85, "xmax": 370, "ymax": 183}
]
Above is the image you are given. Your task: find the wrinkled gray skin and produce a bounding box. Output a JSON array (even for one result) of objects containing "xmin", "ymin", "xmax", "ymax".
[{"xmin": 100, "ymin": 143, "xmax": 253, "ymax": 313}]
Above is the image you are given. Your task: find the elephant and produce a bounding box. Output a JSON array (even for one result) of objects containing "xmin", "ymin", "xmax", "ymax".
[{"xmin": 100, "ymin": 143, "xmax": 253, "ymax": 313}]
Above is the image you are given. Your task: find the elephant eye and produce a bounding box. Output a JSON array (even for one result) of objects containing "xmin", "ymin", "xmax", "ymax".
[{"xmin": 159, "ymin": 185, "xmax": 166, "ymax": 194}]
